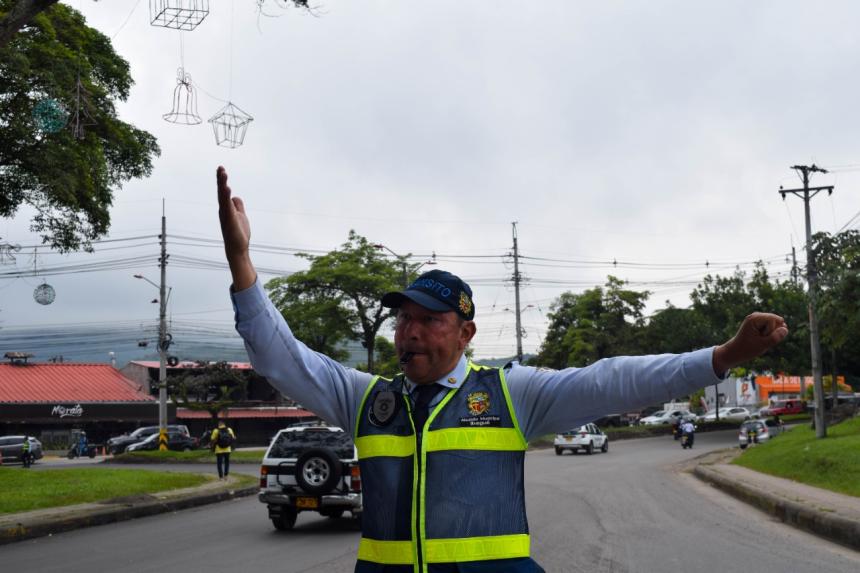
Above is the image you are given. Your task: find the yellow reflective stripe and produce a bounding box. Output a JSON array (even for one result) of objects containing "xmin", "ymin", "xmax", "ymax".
[
  {"xmin": 355, "ymin": 434, "xmax": 415, "ymax": 459},
  {"xmin": 424, "ymin": 534, "xmax": 530, "ymax": 563},
  {"xmin": 354, "ymin": 375, "xmax": 381, "ymax": 439},
  {"xmin": 357, "ymin": 538, "xmax": 414, "ymax": 565},
  {"xmin": 425, "ymin": 427, "xmax": 527, "ymax": 452}
]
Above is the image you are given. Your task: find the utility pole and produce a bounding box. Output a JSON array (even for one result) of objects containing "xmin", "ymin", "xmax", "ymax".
[
  {"xmin": 512, "ymin": 222, "xmax": 523, "ymax": 363},
  {"xmin": 779, "ymin": 164, "xmax": 832, "ymax": 439},
  {"xmin": 791, "ymin": 245, "xmax": 799, "ymax": 286},
  {"xmin": 158, "ymin": 202, "xmax": 169, "ymax": 451}
]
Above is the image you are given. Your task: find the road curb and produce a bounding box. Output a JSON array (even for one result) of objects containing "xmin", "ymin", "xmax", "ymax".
[
  {"xmin": 692, "ymin": 463, "xmax": 860, "ymax": 552},
  {"xmin": 0, "ymin": 479, "xmax": 258, "ymax": 546}
]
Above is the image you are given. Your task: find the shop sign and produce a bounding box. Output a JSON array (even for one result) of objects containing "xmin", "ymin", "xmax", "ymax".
[{"xmin": 51, "ymin": 404, "xmax": 84, "ymax": 418}]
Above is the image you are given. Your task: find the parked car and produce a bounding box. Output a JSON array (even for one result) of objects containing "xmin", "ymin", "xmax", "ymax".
[
  {"xmin": 107, "ymin": 424, "xmax": 191, "ymax": 454},
  {"xmin": 258, "ymin": 425, "xmax": 360, "ymax": 531},
  {"xmin": 738, "ymin": 419, "xmax": 784, "ymax": 448},
  {"xmin": 125, "ymin": 431, "xmax": 198, "ymax": 452},
  {"xmin": 0, "ymin": 435, "xmax": 44, "ymax": 463},
  {"xmin": 640, "ymin": 409, "xmax": 697, "ymax": 426},
  {"xmin": 700, "ymin": 407, "xmax": 752, "ymax": 423},
  {"xmin": 554, "ymin": 424, "xmax": 608, "ymax": 455}
]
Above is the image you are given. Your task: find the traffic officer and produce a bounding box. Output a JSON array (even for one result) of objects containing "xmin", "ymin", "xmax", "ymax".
[
  {"xmin": 21, "ymin": 436, "xmax": 32, "ymax": 468},
  {"xmin": 216, "ymin": 166, "xmax": 788, "ymax": 572}
]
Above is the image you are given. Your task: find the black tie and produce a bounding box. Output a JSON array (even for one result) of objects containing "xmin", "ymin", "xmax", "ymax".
[{"xmin": 411, "ymin": 384, "xmax": 439, "ymax": 431}]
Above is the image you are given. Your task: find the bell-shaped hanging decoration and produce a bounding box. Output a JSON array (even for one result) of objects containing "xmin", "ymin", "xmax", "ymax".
[
  {"xmin": 208, "ymin": 102, "xmax": 253, "ymax": 148},
  {"xmin": 163, "ymin": 68, "xmax": 202, "ymax": 125}
]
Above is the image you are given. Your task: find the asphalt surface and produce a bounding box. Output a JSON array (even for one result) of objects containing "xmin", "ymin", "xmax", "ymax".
[{"xmin": 1, "ymin": 432, "xmax": 858, "ymax": 572}]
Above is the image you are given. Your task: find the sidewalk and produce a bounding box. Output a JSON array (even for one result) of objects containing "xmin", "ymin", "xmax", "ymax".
[
  {"xmin": 0, "ymin": 474, "xmax": 257, "ymax": 546},
  {"xmin": 692, "ymin": 449, "xmax": 860, "ymax": 552}
]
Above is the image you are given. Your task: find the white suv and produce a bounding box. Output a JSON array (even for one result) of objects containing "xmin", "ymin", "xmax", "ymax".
[
  {"xmin": 554, "ymin": 424, "xmax": 608, "ymax": 455},
  {"xmin": 258, "ymin": 425, "xmax": 361, "ymax": 531}
]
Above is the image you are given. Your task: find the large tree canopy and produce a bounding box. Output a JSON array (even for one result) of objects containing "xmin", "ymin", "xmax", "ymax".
[
  {"xmin": 265, "ymin": 231, "xmax": 406, "ymax": 373},
  {"xmin": 0, "ymin": 1, "xmax": 159, "ymax": 251}
]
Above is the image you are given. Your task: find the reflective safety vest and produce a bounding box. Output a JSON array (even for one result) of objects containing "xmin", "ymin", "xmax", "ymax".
[
  {"xmin": 22, "ymin": 440, "xmax": 30, "ymax": 452},
  {"xmin": 353, "ymin": 362, "xmax": 532, "ymax": 572}
]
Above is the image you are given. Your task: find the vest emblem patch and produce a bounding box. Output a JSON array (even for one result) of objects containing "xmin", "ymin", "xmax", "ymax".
[
  {"xmin": 466, "ymin": 391, "xmax": 489, "ymax": 416},
  {"xmin": 369, "ymin": 390, "xmax": 398, "ymax": 426}
]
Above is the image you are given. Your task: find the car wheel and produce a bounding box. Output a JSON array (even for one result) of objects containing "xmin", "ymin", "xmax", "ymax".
[
  {"xmin": 88, "ymin": 449, "xmax": 96, "ymax": 458},
  {"xmin": 586, "ymin": 442, "xmax": 594, "ymax": 455},
  {"xmin": 272, "ymin": 507, "xmax": 297, "ymax": 531},
  {"xmin": 601, "ymin": 440, "xmax": 608, "ymax": 453},
  {"xmin": 554, "ymin": 446, "xmax": 562, "ymax": 456},
  {"xmin": 295, "ymin": 448, "xmax": 342, "ymax": 495},
  {"xmin": 740, "ymin": 444, "xmax": 747, "ymax": 449},
  {"xmin": 323, "ymin": 509, "xmax": 345, "ymax": 519}
]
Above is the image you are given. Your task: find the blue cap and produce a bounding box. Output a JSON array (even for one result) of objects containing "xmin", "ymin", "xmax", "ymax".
[{"xmin": 382, "ymin": 269, "xmax": 475, "ymax": 320}]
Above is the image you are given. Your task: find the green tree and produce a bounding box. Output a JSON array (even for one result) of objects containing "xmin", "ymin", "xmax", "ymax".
[
  {"xmin": 167, "ymin": 361, "xmax": 249, "ymax": 421},
  {"xmin": 813, "ymin": 230, "xmax": 860, "ymax": 385},
  {"xmin": 266, "ymin": 277, "xmax": 354, "ymax": 363},
  {"xmin": 265, "ymin": 230, "xmax": 405, "ymax": 373},
  {"xmin": 642, "ymin": 304, "xmax": 711, "ymax": 354},
  {"xmin": 532, "ymin": 276, "xmax": 649, "ymax": 368},
  {"xmin": 356, "ymin": 336, "xmax": 401, "ymax": 378},
  {"xmin": 0, "ymin": 1, "xmax": 160, "ymax": 251}
]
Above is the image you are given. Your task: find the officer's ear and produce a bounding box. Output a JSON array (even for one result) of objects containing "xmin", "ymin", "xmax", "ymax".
[{"xmin": 459, "ymin": 319, "xmax": 476, "ymax": 347}]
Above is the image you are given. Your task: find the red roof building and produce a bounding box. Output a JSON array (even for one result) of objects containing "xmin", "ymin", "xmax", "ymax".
[{"xmin": 0, "ymin": 363, "xmax": 154, "ymax": 403}]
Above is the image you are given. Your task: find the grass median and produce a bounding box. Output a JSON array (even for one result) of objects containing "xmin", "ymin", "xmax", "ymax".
[
  {"xmin": 0, "ymin": 467, "xmax": 211, "ymax": 515},
  {"xmin": 733, "ymin": 416, "xmax": 860, "ymax": 498},
  {"xmin": 110, "ymin": 449, "xmax": 265, "ymax": 464}
]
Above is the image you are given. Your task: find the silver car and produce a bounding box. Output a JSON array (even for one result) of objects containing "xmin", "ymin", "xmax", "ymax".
[{"xmin": 0, "ymin": 435, "xmax": 44, "ymax": 463}]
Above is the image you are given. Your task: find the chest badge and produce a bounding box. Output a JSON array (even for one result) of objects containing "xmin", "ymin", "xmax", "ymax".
[
  {"xmin": 467, "ymin": 391, "xmax": 490, "ymax": 416},
  {"xmin": 369, "ymin": 390, "xmax": 398, "ymax": 427}
]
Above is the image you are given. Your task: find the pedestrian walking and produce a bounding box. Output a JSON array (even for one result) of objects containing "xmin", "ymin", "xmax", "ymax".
[{"xmin": 210, "ymin": 420, "xmax": 236, "ymax": 479}]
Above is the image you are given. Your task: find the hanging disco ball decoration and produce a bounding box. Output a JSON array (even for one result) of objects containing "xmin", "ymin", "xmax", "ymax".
[
  {"xmin": 32, "ymin": 98, "xmax": 69, "ymax": 134},
  {"xmin": 34, "ymin": 282, "xmax": 56, "ymax": 305}
]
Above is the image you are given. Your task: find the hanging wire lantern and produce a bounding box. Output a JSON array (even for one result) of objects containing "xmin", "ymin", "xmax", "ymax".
[
  {"xmin": 70, "ymin": 72, "xmax": 96, "ymax": 139},
  {"xmin": 34, "ymin": 282, "xmax": 56, "ymax": 305},
  {"xmin": 33, "ymin": 98, "xmax": 69, "ymax": 134},
  {"xmin": 208, "ymin": 102, "xmax": 253, "ymax": 148},
  {"xmin": 163, "ymin": 67, "xmax": 202, "ymax": 125},
  {"xmin": 150, "ymin": 0, "xmax": 210, "ymax": 31}
]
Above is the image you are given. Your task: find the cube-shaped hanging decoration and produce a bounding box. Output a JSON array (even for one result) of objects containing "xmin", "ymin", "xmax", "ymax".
[
  {"xmin": 208, "ymin": 102, "xmax": 253, "ymax": 148},
  {"xmin": 150, "ymin": 0, "xmax": 210, "ymax": 31}
]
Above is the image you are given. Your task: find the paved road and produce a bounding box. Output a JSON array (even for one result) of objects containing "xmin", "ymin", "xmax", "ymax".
[{"xmin": 2, "ymin": 431, "xmax": 858, "ymax": 572}]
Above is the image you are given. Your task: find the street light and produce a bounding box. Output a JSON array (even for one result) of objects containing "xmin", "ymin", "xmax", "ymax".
[
  {"xmin": 373, "ymin": 244, "xmax": 436, "ymax": 289},
  {"xmin": 134, "ymin": 273, "xmax": 172, "ymax": 451}
]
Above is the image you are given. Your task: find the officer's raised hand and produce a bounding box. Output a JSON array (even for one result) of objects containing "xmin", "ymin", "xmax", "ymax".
[
  {"xmin": 712, "ymin": 313, "xmax": 789, "ymax": 375},
  {"xmin": 217, "ymin": 166, "xmax": 256, "ymax": 290}
]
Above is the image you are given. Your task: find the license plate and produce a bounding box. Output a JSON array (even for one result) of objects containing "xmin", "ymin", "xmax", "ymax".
[
  {"xmin": 565, "ymin": 437, "xmax": 573, "ymax": 442},
  {"xmin": 295, "ymin": 497, "xmax": 319, "ymax": 509}
]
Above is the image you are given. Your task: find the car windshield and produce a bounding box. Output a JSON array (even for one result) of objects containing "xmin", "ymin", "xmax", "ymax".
[
  {"xmin": 268, "ymin": 429, "xmax": 354, "ymax": 460},
  {"xmin": 741, "ymin": 421, "xmax": 762, "ymax": 430},
  {"xmin": 130, "ymin": 428, "xmax": 154, "ymax": 438},
  {"xmin": 650, "ymin": 411, "xmax": 665, "ymax": 417}
]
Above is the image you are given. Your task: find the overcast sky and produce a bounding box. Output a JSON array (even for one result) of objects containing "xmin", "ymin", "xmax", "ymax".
[{"xmin": 2, "ymin": 0, "xmax": 860, "ymax": 361}]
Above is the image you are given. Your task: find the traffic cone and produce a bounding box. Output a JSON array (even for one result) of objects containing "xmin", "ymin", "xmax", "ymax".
[{"xmin": 0, "ymin": 449, "xmax": 4, "ymax": 465}]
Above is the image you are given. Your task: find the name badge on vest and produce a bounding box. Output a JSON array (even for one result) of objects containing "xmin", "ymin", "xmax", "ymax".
[{"xmin": 369, "ymin": 390, "xmax": 399, "ymax": 427}]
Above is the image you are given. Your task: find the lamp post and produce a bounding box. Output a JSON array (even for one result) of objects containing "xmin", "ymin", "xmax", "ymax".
[
  {"xmin": 373, "ymin": 244, "xmax": 436, "ymax": 289},
  {"xmin": 134, "ymin": 270, "xmax": 171, "ymax": 451}
]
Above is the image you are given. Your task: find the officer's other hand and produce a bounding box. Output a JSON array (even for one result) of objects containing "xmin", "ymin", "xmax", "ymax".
[
  {"xmin": 712, "ymin": 313, "xmax": 789, "ymax": 375},
  {"xmin": 217, "ymin": 166, "xmax": 251, "ymax": 260}
]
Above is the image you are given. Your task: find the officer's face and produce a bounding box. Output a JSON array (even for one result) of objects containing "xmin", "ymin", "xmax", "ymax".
[{"xmin": 395, "ymin": 300, "xmax": 476, "ymax": 384}]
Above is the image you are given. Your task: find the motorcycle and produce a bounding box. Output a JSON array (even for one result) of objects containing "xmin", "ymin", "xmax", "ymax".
[
  {"xmin": 67, "ymin": 443, "xmax": 97, "ymax": 459},
  {"xmin": 680, "ymin": 429, "xmax": 695, "ymax": 449}
]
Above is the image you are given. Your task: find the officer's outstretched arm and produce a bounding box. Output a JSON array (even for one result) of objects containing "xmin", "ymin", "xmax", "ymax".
[
  {"xmin": 712, "ymin": 312, "xmax": 788, "ymax": 375},
  {"xmin": 217, "ymin": 166, "xmax": 257, "ymax": 291}
]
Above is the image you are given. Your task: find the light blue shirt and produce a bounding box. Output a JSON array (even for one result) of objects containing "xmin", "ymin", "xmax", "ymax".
[{"xmin": 232, "ymin": 279, "xmax": 723, "ymax": 440}]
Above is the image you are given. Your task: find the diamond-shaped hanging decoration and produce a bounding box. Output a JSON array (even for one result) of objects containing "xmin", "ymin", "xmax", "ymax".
[
  {"xmin": 34, "ymin": 282, "xmax": 56, "ymax": 305},
  {"xmin": 150, "ymin": 0, "xmax": 210, "ymax": 31},
  {"xmin": 208, "ymin": 102, "xmax": 253, "ymax": 148}
]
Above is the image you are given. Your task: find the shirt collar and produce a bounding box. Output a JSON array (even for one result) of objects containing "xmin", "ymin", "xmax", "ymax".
[{"xmin": 404, "ymin": 354, "xmax": 469, "ymax": 391}]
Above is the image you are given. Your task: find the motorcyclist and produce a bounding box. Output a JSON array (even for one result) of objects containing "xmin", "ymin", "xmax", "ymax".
[{"xmin": 680, "ymin": 419, "xmax": 696, "ymax": 448}]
